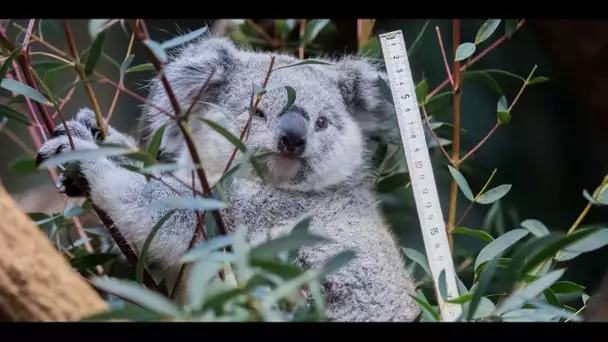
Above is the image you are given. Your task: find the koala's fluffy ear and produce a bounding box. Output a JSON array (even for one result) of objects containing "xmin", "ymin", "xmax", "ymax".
[
  {"xmin": 144, "ymin": 36, "xmax": 238, "ymax": 131},
  {"xmin": 337, "ymin": 57, "xmax": 399, "ymax": 143}
]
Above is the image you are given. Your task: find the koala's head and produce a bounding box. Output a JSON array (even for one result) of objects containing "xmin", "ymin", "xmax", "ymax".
[{"xmin": 144, "ymin": 35, "xmax": 396, "ymax": 192}]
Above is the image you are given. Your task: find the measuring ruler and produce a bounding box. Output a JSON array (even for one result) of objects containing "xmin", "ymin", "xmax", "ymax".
[{"xmin": 378, "ymin": 30, "xmax": 462, "ymax": 322}]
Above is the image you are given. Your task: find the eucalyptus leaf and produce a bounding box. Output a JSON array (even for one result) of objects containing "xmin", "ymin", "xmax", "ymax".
[
  {"xmin": 84, "ymin": 31, "xmax": 106, "ymax": 76},
  {"xmin": 187, "ymin": 260, "xmax": 223, "ymax": 312},
  {"xmin": 125, "ymin": 63, "xmax": 155, "ymax": 73},
  {"xmin": 475, "ymin": 19, "xmax": 502, "ymax": 45},
  {"xmin": 136, "ymin": 210, "xmax": 176, "ymax": 284},
  {"xmin": 272, "ymin": 59, "xmax": 333, "ymax": 72},
  {"xmin": 527, "ymin": 76, "xmax": 549, "ymax": 85},
  {"xmin": 496, "ymin": 269, "xmax": 566, "ymax": 315},
  {"xmin": 161, "ymin": 26, "xmax": 208, "ymax": 50},
  {"xmin": 91, "ymin": 277, "xmax": 183, "ymax": 318},
  {"xmin": 1, "ymin": 78, "xmax": 52, "ymax": 106},
  {"xmin": 447, "ymin": 165, "xmax": 475, "ymax": 201},
  {"xmin": 143, "ymin": 40, "xmax": 168, "ymax": 63},
  {"xmin": 0, "ymin": 104, "xmax": 32, "ymax": 126},
  {"xmin": 452, "ymin": 227, "xmax": 494, "ymax": 244},
  {"xmin": 455, "ymin": 42, "xmax": 476, "ymax": 62},
  {"xmin": 505, "ymin": 19, "xmax": 519, "ymax": 39},
  {"xmin": 182, "ymin": 235, "xmax": 235, "ymax": 263},
  {"xmin": 411, "ymin": 292, "xmax": 440, "ymax": 322},
  {"xmin": 520, "ymin": 219, "xmax": 550, "ymax": 237},
  {"xmin": 474, "ymin": 228, "xmax": 529, "ymax": 271},
  {"xmin": 476, "ymin": 184, "xmax": 512, "ymax": 204},
  {"xmin": 38, "ymin": 147, "xmax": 137, "ymax": 168},
  {"xmin": 402, "ymin": 247, "xmax": 431, "ymax": 277},
  {"xmin": 468, "ymin": 255, "xmax": 500, "ymax": 320}
]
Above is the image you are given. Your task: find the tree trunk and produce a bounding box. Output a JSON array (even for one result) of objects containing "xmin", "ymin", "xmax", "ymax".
[{"xmin": 0, "ymin": 184, "xmax": 108, "ymax": 321}]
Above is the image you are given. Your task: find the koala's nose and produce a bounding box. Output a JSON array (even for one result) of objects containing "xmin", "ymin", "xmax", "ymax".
[
  {"xmin": 277, "ymin": 111, "xmax": 307, "ymax": 157},
  {"xmin": 278, "ymin": 133, "xmax": 306, "ymax": 157}
]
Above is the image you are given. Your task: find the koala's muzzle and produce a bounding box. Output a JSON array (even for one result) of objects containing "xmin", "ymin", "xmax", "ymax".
[{"xmin": 277, "ymin": 111, "xmax": 307, "ymax": 157}]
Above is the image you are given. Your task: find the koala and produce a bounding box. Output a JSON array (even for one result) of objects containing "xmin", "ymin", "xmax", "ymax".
[{"xmin": 35, "ymin": 34, "xmax": 420, "ymax": 322}]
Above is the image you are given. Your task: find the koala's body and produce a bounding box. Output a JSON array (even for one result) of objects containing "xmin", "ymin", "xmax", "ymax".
[{"xmin": 36, "ymin": 34, "xmax": 420, "ymax": 322}]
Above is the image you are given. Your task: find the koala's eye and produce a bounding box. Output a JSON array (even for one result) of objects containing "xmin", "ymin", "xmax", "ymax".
[
  {"xmin": 254, "ymin": 108, "xmax": 266, "ymax": 119},
  {"xmin": 315, "ymin": 116, "xmax": 329, "ymax": 131}
]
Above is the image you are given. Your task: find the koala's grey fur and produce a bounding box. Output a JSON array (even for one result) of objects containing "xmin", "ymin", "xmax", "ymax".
[{"xmin": 36, "ymin": 33, "xmax": 420, "ymax": 322}]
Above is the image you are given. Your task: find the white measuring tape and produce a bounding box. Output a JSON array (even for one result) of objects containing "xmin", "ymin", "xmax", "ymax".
[{"xmin": 378, "ymin": 30, "xmax": 462, "ymax": 322}]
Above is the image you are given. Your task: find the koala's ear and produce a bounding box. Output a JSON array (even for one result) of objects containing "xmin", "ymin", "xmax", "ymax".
[
  {"xmin": 337, "ymin": 57, "xmax": 398, "ymax": 142},
  {"xmin": 144, "ymin": 36, "xmax": 238, "ymax": 130}
]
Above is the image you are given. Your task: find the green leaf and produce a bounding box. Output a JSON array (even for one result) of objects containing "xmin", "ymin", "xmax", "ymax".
[
  {"xmin": 120, "ymin": 54, "xmax": 135, "ymax": 75},
  {"xmin": 476, "ymin": 184, "xmax": 512, "ymax": 204},
  {"xmin": 82, "ymin": 301, "xmax": 163, "ymax": 322},
  {"xmin": 505, "ymin": 19, "xmax": 519, "ymax": 39},
  {"xmin": 446, "ymin": 291, "xmax": 473, "ymax": 304},
  {"xmin": 376, "ymin": 172, "xmax": 409, "ymax": 193},
  {"xmin": 70, "ymin": 253, "xmax": 118, "ymax": 272},
  {"xmin": 63, "ymin": 201, "xmax": 86, "ymax": 218},
  {"xmin": 146, "ymin": 124, "xmax": 166, "ymax": 162},
  {"xmin": 160, "ymin": 26, "xmax": 208, "ymax": 50},
  {"xmin": 186, "ymin": 259, "xmax": 223, "ymax": 312},
  {"xmin": 125, "ymin": 63, "xmax": 155, "ymax": 74},
  {"xmin": 38, "ymin": 20, "xmax": 61, "ymax": 42},
  {"xmin": 497, "ymin": 111, "xmax": 511, "ymax": 125},
  {"xmin": 542, "ymin": 288, "xmax": 561, "ymax": 307},
  {"xmin": 415, "ymin": 79, "xmax": 428, "ymax": 106},
  {"xmin": 376, "ymin": 76, "xmax": 393, "ymax": 105},
  {"xmin": 0, "ymin": 48, "xmax": 20, "ymax": 83},
  {"xmin": 402, "ymin": 247, "xmax": 431, "ymax": 277},
  {"xmin": 455, "ymin": 42, "xmax": 476, "ymax": 62},
  {"xmin": 0, "ymin": 104, "xmax": 32, "ymax": 126},
  {"xmin": 1, "ymin": 78, "xmax": 52, "ymax": 106},
  {"xmin": 91, "ymin": 277, "xmax": 182, "ymax": 318},
  {"xmin": 143, "ymin": 40, "xmax": 168, "ymax": 63},
  {"xmin": 520, "ymin": 219, "xmax": 550, "ymax": 237},
  {"xmin": 497, "ymin": 95, "xmax": 508, "ymax": 112},
  {"xmin": 462, "ymin": 70, "xmax": 503, "ymax": 94},
  {"xmin": 37, "ymin": 147, "xmax": 137, "ymax": 168},
  {"xmin": 148, "ymin": 196, "xmax": 229, "ymax": 211},
  {"xmin": 452, "ymin": 227, "xmax": 494, "ymax": 244},
  {"xmin": 304, "ymin": 19, "xmax": 331, "ymax": 43},
  {"xmin": 138, "ymin": 163, "xmax": 201, "ymax": 175},
  {"xmin": 199, "ymin": 118, "xmax": 246, "ymax": 152},
  {"xmin": 475, "ymin": 19, "xmax": 502, "ymax": 45},
  {"xmin": 555, "ymin": 227, "xmax": 608, "ymax": 262},
  {"xmin": 474, "ymin": 228, "xmax": 529, "ymax": 271},
  {"xmin": 88, "ymin": 19, "xmax": 109, "ymax": 39},
  {"xmin": 136, "ymin": 210, "xmax": 176, "ymax": 284},
  {"xmin": 250, "ymin": 230, "xmax": 329, "ymax": 262},
  {"xmin": 447, "ymin": 165, "xmax": 475, "ymax": 201},
  {"xmin": 182, "ymin": 235, "xmax": 235, "ymax": 263},
  {"xmin": 468, "ymin": 255, "xmax": 500, "ymax": 320},
  {"xmin": 84, "ymin": 31, "xmax": 106, "ymax": 76},
  {"xmin": 551, "ymin": 281, "xmax": 585, "ymax": 294},
  {"xmin": 8, "ymin": 156, "xmax": 39, "ymax": 173},
  {"xmin": 468, "ymin": 69, "xmax": 527, "ymax": 82},
  {"xmin": 411, "ymin": 292, "xmax": 440, "ymax": 322},
  {"xmin": 496, "ymin": 269, "xmax": 565, "ymax": 315},
  {"xmin": 527, "ymin": 76, "xmax": 550, "ymax": 85},
  {"xmin": 279, "ymin": 85, "xmax": 296, "ymax": 115},
  {"xmin": 408, "ymin": 20, "xmax": 431, "ymax": 57}
]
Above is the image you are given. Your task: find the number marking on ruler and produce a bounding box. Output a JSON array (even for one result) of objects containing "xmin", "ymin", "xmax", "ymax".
[{"xmin": 378, "ymin": 30, "xmax": 462, "ymax": 322}]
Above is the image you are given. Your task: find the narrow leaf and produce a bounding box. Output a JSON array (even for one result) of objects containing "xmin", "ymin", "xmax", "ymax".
[
  {"xmin": 408, "ymin": 20, "xmax": 431, "ymax": 57},
  {"xmin": 84, "ymin": 32, "xmax": 106, "ymax": 76},
  {"xmin": 497, "ymin": 111, "xmax": 511, "ymax": 125},
  {"xmin": 136, "ymin": 210, "xmax": 176, "ymax": 284},
  {"xmin": 555, "ymin": 227, "xmax": 608, "ymax": 262},
  {"xmin": 402, "ymin": 247, "xmax": 432, "ymax": 277},
  {"xmin": 468, "ymin": 255, "xmax": 500, "ymax": 320},
  {"xmin": 497, "ymin": 269, "xmax": 566, "ymax": 315},
  {"xmin": 250, "ymin": 231, "xmax": 329, "ymax": 261},
  {"xmin": 447, "ymin": 165, "xmax": 475, "ymax": 201},
  {"xmin": 305, "ymin": 19, "xmax": 331, "ymax": 43},
  {"xmin": 120, "ymin": 54, "xmax": 135, "ymax": 75},
  {"xmin": 88, "ymin": 19, "xmax": 109, "ymax": 39},
  {"xmin": 279, "ymin": 86, "xmax": 296, "ymax": 115},
  {"xmin": 415, "ymin": 79, "xmax": 428, "ymax": 106},
  {"xmin": 143, "ymin": 40, "xmax": 168, "ymax": 63},
  {"xmin": 497, "ymin": 95, "xmax": 508, "ymax": 112},
  {"xmin": 455, "ymin": 42, "xmax": 476, "ymax": 62},
  {"xmin": 551, "ymin": 281, "xmax": 585, "ymax": 294},
  {"xmin": 91, "ymin": 277, "xmax": 182, "ymax": 318},
  {"xmin": 476, "ymin": 184, "xmax": 512, "ymax": 204},
  {"xmin": 125, "ymin": 63, "xmax": 155, "ymax": 73},
  {"xmin": 452, "ymin": 227, "xmax": 494, "ymax": 244},
  {"xmin": 38, "ymin": 147, "xmax": 136, "ymax": 168},
  {"xmin": 272, "ymin": 59, "xmax": 333, "ymax": 72},
  {"xmin": 0, "ymin": 104, "xmax": 32, "ymax": 126},
  {"xmin": 186, "ymin": 259, "xmax": 223, "ymax": 311},
  {"xmin": 182, "ymin": 235, "xmax": 235, "ymax": 263},
  {"xmin": 527, "ymin": 76, "xmax": 550, "ymax": 85},
  {"xmin": 146, "ymin": 124, "xmax": 167, "ymax": 162},
  {"xmin": 0, "ymin": 48, "xmax": 20, "ymax": 83},
  {"xmin": 520, "ymin": 219, "xmax": 550, "ymax": 237},
  {"xmin": 1, "ymin": 79, "xmax": 52, "ymax": 106},
  {"xmin": 505, "ymin": 19, "xmax": 519, "ymax": 39},
  {"xmin": 160, "ymin": 26, "xmax": 208, "ymax": 50},
  {"xmin": 474, "ymin": 228, "xmax": 529, "ymax": 271},
  {"xmin": 199, "ymin": 118, "xmax": 246, "ymax": 152},
  {"xmin": 475, "ymin": 19, "xmax": 502, "ymax": 45},
  {"xmin": 8, "ymin": 156, "xmax": 39, "ymax": 173},
  {"xmin": 411, "ymin": 292, "xmax": 440, "ymax": 322}
]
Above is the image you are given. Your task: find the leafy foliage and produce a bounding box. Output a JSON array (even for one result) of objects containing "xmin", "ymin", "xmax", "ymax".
[{"xmin": 1, "ymin": 18, "xmax": 605, "ymax": 323}]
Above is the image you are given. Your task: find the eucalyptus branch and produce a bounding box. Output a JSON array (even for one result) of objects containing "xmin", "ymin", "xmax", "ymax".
[
  {"xmin": 64, "ymin": 21, "xmax": 108, "ymax": 138},
  {"xmin": 126, "ymin": 19, "xmax": 229, "ymax": 238}
]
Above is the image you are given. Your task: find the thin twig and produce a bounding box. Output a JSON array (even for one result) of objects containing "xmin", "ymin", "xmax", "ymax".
[
  {"xmin": 435, "ymin": 26, "xmax": 454, "ymax": 87},
  {"xmin": 421, "ymin": 105, "xmax": 452, "ymax": 163},
  {"xmin": 426, "ymin": 19, "xmax": 527, "ymax": 101},
  {"xmin": 453, "ymin": 168, "xmax": 498, "ymax": 229},
  {"xmin": 22, "ymin": 19, "xmax": 36, "ymax": 53},
  {"xmin": 64, "ymin": 21, "xmax": 108, "ymax": 138},
  {"xmin": 298, "ymin": 19, "xmax": 306, "ymax": 59},
  {"xmin": 106, "ymin": 20, "xmax": 138, "ymax": 124}
]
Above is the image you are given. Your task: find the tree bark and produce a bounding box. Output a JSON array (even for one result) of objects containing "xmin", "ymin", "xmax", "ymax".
[{"xmin": 0, "ymin": 184, "xmax": 108, "ymax": 321}]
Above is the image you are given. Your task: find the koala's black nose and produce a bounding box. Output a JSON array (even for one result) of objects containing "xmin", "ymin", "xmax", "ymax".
[
  {"xmin": 277, "ymin": 110, "xmax": 307, "ymax": 157},
  {"xmin": 278, "ymin": 133, "xmax": 306, "ymax": 157}
]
